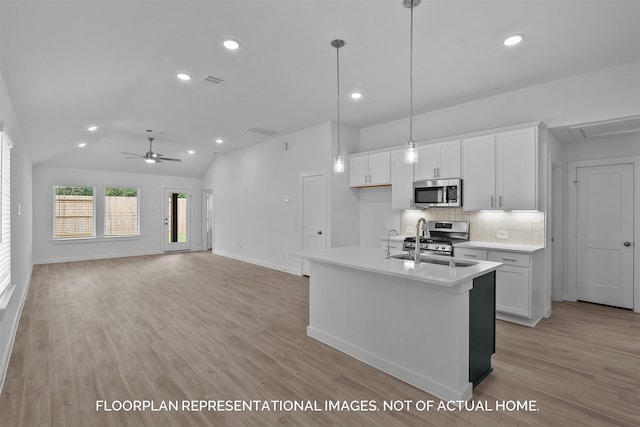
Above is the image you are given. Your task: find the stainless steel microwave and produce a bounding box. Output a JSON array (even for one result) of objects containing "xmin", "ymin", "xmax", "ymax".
[{"xmin": 413, "ymin": 178, "xmax": 462, "ymax": 208}]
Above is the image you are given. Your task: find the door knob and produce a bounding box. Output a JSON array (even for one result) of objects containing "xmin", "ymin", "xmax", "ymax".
[
  {"xmin": 317, "ymin": 231, "xmax": 323, "ymax": 235},
  {"xmin": 624, "ymin": 241, "xmax": 631, "ymax": 247}
]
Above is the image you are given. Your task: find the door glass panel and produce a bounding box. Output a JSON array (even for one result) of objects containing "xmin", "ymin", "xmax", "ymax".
[{"xmin": 167, "ymin": 192, "xmax": 188, "ymax": 243}]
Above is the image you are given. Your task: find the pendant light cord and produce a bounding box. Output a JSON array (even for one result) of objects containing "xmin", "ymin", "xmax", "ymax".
[
  {"xmin": 336, "ymin": 43, "xmax": 341, "ymax": 155},
  {"xmin": 409, "ymin": 1, "xmax": 414, "ymax": 142}
]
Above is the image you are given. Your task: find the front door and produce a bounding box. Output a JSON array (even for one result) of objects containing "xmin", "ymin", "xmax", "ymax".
[
  {"xmin": 164, "ymin": 188, "xmax": 191, "ymax": 252},
  {"xmin": 301, "ymin": 173, "xmax": 326, "ymax": 276},
  {"xmin": 576, "ymin": 164, "xmax": 634, "ymax": 308}
]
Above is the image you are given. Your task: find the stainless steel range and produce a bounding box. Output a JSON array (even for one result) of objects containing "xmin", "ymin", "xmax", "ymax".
[{"xmin": 402, "ymin": 220, "xmax": 469, "ymax": 257}]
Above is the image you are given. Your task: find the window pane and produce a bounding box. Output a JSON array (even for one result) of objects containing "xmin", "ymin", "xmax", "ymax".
[
  {"xmin": 54, "ymin": 186, "xmax": 95, "ymax": 239},
  {"xmin": 105, "ymin": 187, "xmax": 139, "ymax": 236}
]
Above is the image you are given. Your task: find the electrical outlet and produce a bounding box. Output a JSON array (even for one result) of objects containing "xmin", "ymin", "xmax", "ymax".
[
  {"xmin": 497, "ymin": 230, "xmax": 509, "ymax": 239},
  {"xmin": 383, "ymin": 221, "xmax": 390, "ymax": 230}
]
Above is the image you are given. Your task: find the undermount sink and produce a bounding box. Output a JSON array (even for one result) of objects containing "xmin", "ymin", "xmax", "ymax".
[{"xmin": 389, "ymin": 253, "xmax": 478, "ymax": 268}]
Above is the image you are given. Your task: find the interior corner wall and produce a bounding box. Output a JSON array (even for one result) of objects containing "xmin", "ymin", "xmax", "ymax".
[
  {"xmin": 32, "ymin": 166, "xmax": 203, "ymax": 264},
  {"xmin": 0, "ymin": 70, "xmax": 34, "ymax": 393},
  {"xmin": 202, "ymin": 122, "xmax": 335, "ymax": 274}
]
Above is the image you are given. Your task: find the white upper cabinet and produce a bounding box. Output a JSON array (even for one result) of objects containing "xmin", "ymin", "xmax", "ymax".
[
  {"xmin": 496, "ymin": 127, "xmax": 538, "ymax": 210},
  {"xmin": 414, "ymin": 140, "xmax": 461, "ymax": 180},
  {"xmin": 349, "ymin": 151, "xmax": 391, "ymax": 187},
  {"xmin": 462, "ymin": 134, "xmax": 496, "ymax": 210},
  {"xmin": 391, "ymin": 149, "xmax": 414, "ymax": 210},
  {"xmin": 462, "ymin": 126, "xmax": 538, "ymax": 210}
]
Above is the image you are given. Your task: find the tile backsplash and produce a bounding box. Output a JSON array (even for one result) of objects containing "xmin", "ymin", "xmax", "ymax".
[{"xmin": 400, "ymin": 208, "xmax": 545, "ymax": 246}]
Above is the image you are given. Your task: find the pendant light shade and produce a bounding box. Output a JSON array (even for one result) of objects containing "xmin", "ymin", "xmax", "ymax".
[
  {"xmin": 404, "ymin": 0, "xmax": 421, "ymax": 164},
  {"xmin": 331, "ymin": 39, "xmax": 345, "ymax": 174}
]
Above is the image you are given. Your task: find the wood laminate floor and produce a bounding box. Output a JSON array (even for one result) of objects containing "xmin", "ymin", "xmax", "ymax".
[{"xmin": 0, "ymin": 252, "xmax": 638, "ymax": 426}]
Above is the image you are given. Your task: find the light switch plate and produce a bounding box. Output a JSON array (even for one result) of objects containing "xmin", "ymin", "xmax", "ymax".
[{"xmin": 497, "ymin": 230, "xmax": 508, "ymax": 239}]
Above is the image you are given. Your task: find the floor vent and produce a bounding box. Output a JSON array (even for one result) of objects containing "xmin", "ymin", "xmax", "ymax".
[
  {"xmin": 202, "ymin": 75, "xmax": 224, "ymax": 85},
  {"xmin": 246, "ymin": 127, "xmax": 278, "ymax": 136}
]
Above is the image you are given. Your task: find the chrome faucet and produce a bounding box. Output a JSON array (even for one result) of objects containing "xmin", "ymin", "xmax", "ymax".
[
  {"xmin": 385, "ymin": 229, "xmax": 399, "ymax": 259},
  {"xmin": 415, "ymin": 218, "xmax": 428, "ymax": 263}
]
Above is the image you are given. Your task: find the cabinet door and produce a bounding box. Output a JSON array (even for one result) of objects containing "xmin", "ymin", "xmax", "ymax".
[
  {"xmin": 414, "ymin": 145, "xmax": 440, "ymax": 180},
  {"xmin": 496, "ymin": 127, "xmax": 537, "ymax": 210},
  {"xmin": 495, "ymin": 265, "xmax": 531, "ymax": 317},
  {"xmin": 438, "ymin": 140, "xmax": 461, "ymax": 178},
  {"xmin": 368, "ymin": 151, "xmax": 391, "ymax": 185},
  {"xmin": 349, "ymin": 155, "xmax": 369, "ymax": 187},
  {"xmin": 462, "ymin": 134, "xmax": 496, "ymax": 210},
  {"xmin": 391, "ymin": 150, "xmax": 414, "ymax": 210}
]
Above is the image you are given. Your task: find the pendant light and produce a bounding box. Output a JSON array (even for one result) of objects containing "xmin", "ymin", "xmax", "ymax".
[
  {"xmin": 404, "ymin": 0, "xmax": 421, "ymax": 164},
  {"xmin": 331, "ymin": 39, "xmax": 345, "ymax": 173}
]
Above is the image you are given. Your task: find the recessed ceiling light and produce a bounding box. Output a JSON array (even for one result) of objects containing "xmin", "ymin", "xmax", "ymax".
[
  {"xmin": 350, "ymin": 92, "xmax": 363, "ymax": 100},
  {"xmin": 87, "ymin": 125, "xmax": 98, "ymax": 131},
  {"xmin": 188, "ymin": 150, "xmax": 195, "ymax": 154},
  {"xmin": 503, "ymin": 34, "xmax": 524, "ymax": 47},
  {"xmin": 78, "ymin": 142, "xmax": 87, "ymax": 148},
  {"xmin": 215, "ymin": 139, "xmax": 223, "ymax": 144},
  {"xmin": 223, "ymin": 39, "xmax": 240, "ymax": 50},
  {"xmin": 177, "ymin": 73, "xmax": 192, "ymax": 81}
]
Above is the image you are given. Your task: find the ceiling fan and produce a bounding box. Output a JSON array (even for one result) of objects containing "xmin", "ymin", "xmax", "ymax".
[{"xmin": 122, "ymin": 137, "xmax": 181, "ymax": 163}]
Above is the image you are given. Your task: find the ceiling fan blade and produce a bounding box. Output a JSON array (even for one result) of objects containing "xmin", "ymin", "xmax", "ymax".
[
  {"xmin": 123, "ymin": 156, "xmax": 144, "ymax": 159},
  {"xmin": 157, "ymin": 157, "xmax": 181, "ymax": 162},
  {"xmin": 122, "ymin": 152, "xmax": 144, "ymax": 157}
]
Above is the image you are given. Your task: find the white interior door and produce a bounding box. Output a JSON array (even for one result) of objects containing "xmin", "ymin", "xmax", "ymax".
[
  {"xmin": 301, "ymin": 173, "xmax": 326, "ymax": 276},
  {"xmin": 576, "ymin": 164, "xmax": 634, "ymax": 308},
  {"xmin": 164, "ymin": 188, "xmax": 191, "ymax": 252}
]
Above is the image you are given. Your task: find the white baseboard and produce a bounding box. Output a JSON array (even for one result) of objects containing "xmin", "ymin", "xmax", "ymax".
[
  {"xmin": 0, "ymin": 264, "xmax": 33, "ymax": 396},
  {"xmin": 212, "ymin": 250, "xmax": 302, "ymax": 276},
  {"xmin": 34, "ymin": 250, "xmax": 164, "ymax": 265}
]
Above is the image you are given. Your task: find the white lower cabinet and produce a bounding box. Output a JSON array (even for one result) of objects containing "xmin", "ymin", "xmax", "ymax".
[
  {"xmin": 494, "ymin": 265, "xmax": 531, "ymax": 318},
  {"xmin": 456, "ymin": 246, "xmax": 545, "ymax": 327}
]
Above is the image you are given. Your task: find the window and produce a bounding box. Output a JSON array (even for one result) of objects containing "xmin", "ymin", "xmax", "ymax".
[
  {"xmin": 53, "ymin": 186, "xmax": 95, "ymax": 239},
  {"xmin": 104, "ymin": 187, "xmax": 139, "ymax": 237},
  {"xmin": 0, "ymin": 133, "xmax": 12, "ymax": 299}
]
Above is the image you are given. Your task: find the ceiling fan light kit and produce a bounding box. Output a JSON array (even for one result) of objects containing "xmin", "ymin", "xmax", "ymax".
[{"xmin": 122, "ymin": 137, "xmax": 182, "ymax": 164}]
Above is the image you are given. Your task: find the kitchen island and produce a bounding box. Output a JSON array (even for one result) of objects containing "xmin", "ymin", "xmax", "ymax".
[{"xmin": 299, "ymin": 246, "xmax": 502, "ymax": 402}]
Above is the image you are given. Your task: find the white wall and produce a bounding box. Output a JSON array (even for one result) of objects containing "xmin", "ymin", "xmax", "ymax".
[
  {"xmin": 32, "ymin": 166, "xmax": 203, "ymax": 264},
  {"xmin": 330, "ymin": 122, "xmax": 360, "ymax": 248},
  {"xmin": 0, "ymin": 68, "xmax": 34, "ymax": 391},
  {"xmin": 203, "ymin": 121, "xmax": 360, "ymax": 274},
  {"xmin": 360, "ymin": 61, "xmax": 640, "ymax": 151}
]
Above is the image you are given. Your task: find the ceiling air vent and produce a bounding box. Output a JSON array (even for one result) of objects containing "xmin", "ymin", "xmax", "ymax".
[
  {"xmin": 246, "ymin": 127, "xmax": 278, "ymax": 136},
  {"xmin": 569, "ymin": 115, "xmax": 640, "ymax": 141},
  {"xmin": 202, "ymin": 75, "xmax": 224, "ymax": 85}
]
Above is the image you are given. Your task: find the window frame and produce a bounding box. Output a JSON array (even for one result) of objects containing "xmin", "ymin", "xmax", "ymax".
[
  {"xmin": 103, "ymin": 186, "xmax": 141, "ymax": 238},
  {"xmin": 52, "ymin": 185, "xmax": 97, "ymax": 240}
]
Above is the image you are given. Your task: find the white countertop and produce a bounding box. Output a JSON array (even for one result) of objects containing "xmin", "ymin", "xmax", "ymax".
[
  {"xmin": 455, "ymin": 241, "xmax": 544, "ymax": 253},
  {"xmin": 297, "ymin": 246, "xmax": 502, "ymax": 288}
]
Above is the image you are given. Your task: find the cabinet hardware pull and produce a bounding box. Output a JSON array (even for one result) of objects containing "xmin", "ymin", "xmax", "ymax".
[
  {"xmin": 491, "ymin": 196, "xmax": 494, "ymax": 207},
  {"xmin": 623, "ymin": 241, "xmax": 631, "ymax": 247},
  {"xmin": 437, "ymin": 167, "xmax": 440, "ymax": 177},
  {"xmin": 463, "ymin": 253, "xmax": 477, "ymax": 258},
  {"xmin": 502, "ymin": 258, "xmax": 517, "ymax": 262},
  {"xmin": 433, "ymin": 168, "xmax": 436, "ymax": 177},
  {"xmin": 499, "ymin": 196, "xmax": 503, "ymax": 207}
]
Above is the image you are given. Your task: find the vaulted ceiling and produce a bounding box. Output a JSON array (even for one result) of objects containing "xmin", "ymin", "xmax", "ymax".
[{"xmin": 1, "ymin": 0, "xmax": 639, "ymax": 177}]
